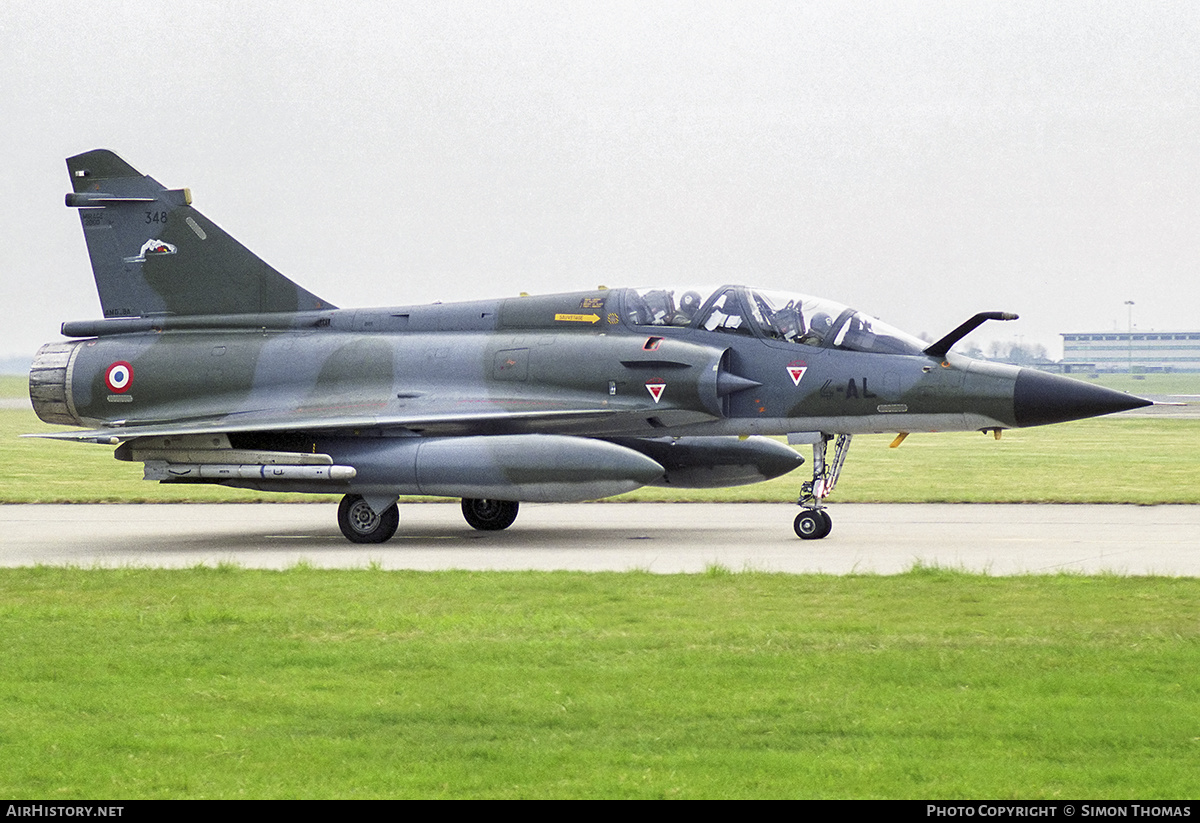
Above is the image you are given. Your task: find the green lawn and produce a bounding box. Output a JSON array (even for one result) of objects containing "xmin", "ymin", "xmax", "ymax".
[
  {"xmin": 617, "ymin": 416, "xmax": 1200, "ymax": 504},
  {"xmin": 0, "ymin": 375, "xmax": 28, "ymax": 396},
  {"xmin": 4, "ymin": 373, "xmax": 1198, "ymax": 800},
  {"xmin": 2, "ymin": 406, "xmax": 340, "ymax": 503},
  {"xmin": 1071, "ymin": 372, "xmax": 1200, "ymax": 395},
  {"xmin": 1, "ymin": 567, "xmax": 1196, "ymax": 799},
  {"xmin": 7, "ymin": 403, "xmax": 1198, "ymax": 504}
]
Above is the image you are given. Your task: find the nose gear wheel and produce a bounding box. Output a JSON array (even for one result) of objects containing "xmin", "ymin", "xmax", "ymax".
[{"xmin": 794, "ymin": 509, "xmax": 833, "ymax": 540}]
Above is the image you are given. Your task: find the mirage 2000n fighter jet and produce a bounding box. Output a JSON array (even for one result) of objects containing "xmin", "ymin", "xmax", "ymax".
[{"xmin": 28, "ymin": 149, "xmax": 1151, "ymax": 542}]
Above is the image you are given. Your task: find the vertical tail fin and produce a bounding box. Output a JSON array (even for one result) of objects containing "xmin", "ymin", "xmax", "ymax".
[{"xmin": 66, "ymin": 149, "xmax": 334, "ymax": 318}]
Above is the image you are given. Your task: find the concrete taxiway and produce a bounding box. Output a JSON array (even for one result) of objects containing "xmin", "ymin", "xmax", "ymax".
[{"xmin": 2, "ymin": 502, "xmax": 1197, "ymax": 575}]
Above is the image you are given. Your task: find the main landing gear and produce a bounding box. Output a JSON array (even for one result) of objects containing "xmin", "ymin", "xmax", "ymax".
[
  {"xmin": 461, "ymin": 498, "xmax": 519, "ymax": 531},
  {"xmin": 793, "ymin": 433, "xmax": 851, "ymax": 540},
  {"xmin": 338, "ymin": 494, "xmax": 400, "ymax": 544},
  {"xmin": 336, "ymin": 495, "xmax": 521, "ymax": 543}
]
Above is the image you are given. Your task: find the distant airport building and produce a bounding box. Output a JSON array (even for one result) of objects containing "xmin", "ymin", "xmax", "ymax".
[{"xmin": 1060, "ymin": 331, "xmax": 1200, "ymax": 373}]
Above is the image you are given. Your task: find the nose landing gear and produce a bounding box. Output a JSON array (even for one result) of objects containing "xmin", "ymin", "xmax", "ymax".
[{"xmin": 792, "ymin": 433, "xmax": 851, "ymax": 540}]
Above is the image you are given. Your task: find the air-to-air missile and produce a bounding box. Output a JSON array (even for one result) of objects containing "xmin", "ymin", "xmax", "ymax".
[{"xmin": 29, "ymin": 149, "xmax": 1151, "ymax": 542}]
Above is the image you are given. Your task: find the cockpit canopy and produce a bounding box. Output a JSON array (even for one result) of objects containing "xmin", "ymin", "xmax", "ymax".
[{"xmin": 624, "ymin": 285, "xmax": 927, "ymax": 356}]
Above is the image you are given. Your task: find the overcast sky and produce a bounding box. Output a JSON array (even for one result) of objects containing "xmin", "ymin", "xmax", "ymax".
[{"xmin": 3, "ymin": 1, "xmax": 1199, "ymax": 364}]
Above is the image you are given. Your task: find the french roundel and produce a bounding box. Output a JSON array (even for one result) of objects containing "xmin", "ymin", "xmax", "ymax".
[{"xmin": 105, "ymin": 361, "xmax": 133, "ymax": 394}]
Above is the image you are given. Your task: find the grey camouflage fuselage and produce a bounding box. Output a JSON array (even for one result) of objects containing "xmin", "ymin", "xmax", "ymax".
[{"xmin": 29, "ymin": 149, "xmax": 1150, "ymax": 541}]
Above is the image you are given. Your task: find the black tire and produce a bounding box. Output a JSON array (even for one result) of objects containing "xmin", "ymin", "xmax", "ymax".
[
  {"xmin": 794, "ymin": 509, "xmax": 832, "ymax": 540},
  {"xmin": 461, "ymin": 498, "xmax": 519, "ymax": 531},
  {"xmin": 817, "ymin": 509, "xmax": 832, "ymax": 534},
  {"xmin": 338, "ymin": 494, "xmax": 399, "ymax": 544}
]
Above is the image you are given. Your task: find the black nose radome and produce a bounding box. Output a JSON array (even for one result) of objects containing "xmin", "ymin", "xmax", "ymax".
[{"xmin": 1013, "ymin": 369, "xmax": 1152, "ymax": 428}]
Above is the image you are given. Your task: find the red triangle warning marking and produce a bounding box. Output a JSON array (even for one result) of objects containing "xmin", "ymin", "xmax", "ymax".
[
  {"xmin": 787, "ymin": 365, "xmax": 808, "ymax": 387},
  {"xmin": 645, "ymin": 382, "xmax": 666, "ymax": 403}
]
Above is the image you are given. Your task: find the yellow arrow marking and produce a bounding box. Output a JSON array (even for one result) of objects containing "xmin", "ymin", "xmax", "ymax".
[{"xmin": 555, "ymin": 313, "xmax": 600, "ymax": 323}]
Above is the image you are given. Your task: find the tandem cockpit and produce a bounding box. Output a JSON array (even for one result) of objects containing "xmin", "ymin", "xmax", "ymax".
[{"xmin": 622, "ymin": 285, "xmax": 927, "ymax": 356}]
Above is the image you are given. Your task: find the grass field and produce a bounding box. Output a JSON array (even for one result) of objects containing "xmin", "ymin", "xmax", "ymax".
[
  {"xmin": 1, "ymin": 375, "xmax": 29, "ymax": 395},
  {"xmin": 1070, "ymin": 372, "xmax": 1200, "ymax": 395},
  {"xmin": 6, "ymin": 403, "xmax": 1199, "ymax": 504},
  {"xmin": 1, "ymin": 566, "xmax": 1197, "ymax": 799},
  {"xmin": 5, "ymin": 371, "xmax": 1198, "ymax": 799},
  {"xmin": 2, "ymin": 406, "xmax": 340, "ymax": 504}
]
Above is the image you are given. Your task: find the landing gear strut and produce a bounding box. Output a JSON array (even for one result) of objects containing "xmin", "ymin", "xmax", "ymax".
[
  {"xmin": 461, "ymin": 498, "xmax": 519, "ymax": 531},
  {"xmin": 794, "ymin": 433, "xmax": 851, "ymax": 540},
  {"xmin": 338, "ymin": 494, "xmax": 399, "ymax": 544}
]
